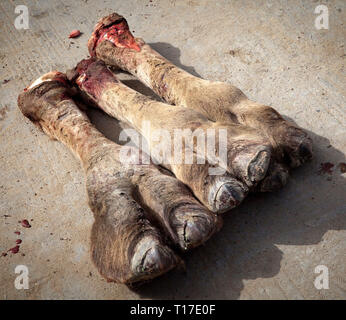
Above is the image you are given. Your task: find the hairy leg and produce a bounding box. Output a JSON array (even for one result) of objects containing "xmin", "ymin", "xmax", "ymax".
[
  {"xmin": 68, "ymin": 59, "xmax": 273, "ymax": 212},
  {"xmin": 18, "ymin": 72, "xmax": 220, "ymax": 284},
  {"xmin": 88, "ymin": 13, "xmax": 312, "ymax": 190}
]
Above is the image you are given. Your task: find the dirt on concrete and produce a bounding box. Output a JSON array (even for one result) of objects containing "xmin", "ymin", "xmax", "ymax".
[{"xmin": 0, "ymin": 0, "xmax": 345, "ymax": 299}]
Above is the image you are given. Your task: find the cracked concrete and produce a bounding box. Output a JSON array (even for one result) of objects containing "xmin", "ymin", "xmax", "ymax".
[{"xmin": 0, "ymin": 0, "xmax": 345, "ymax": 299}]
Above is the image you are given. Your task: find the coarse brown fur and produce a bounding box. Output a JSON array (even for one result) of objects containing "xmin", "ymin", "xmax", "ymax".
[
  {"xmin": 17, "ymin": 72, "xmax": 221, "ymax": 284},
  {"xmin": 69, "ymin": 59, "xmax": 273, "ymax": 213},
  {"xmin": 90, "ymin": 13, "xmax": 313, "ymax": 192}
]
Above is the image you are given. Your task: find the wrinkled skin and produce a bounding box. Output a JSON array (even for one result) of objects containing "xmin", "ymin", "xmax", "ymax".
[
  {"xmin": 68, "ymin": 59, "xmax": 273, "ymax": 213},
  {"xmin": 89, "ymin": 13, "xmax": 313, "ymax": 192},
  {"xmin": 17, "ymin": 72, "xmax": 221, "ymax": 284}
]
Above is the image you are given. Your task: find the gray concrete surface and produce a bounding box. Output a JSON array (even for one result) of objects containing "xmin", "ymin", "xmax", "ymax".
[{"xmin": 0, "ymin": 0, "xmax": 345, "ymax": 299}]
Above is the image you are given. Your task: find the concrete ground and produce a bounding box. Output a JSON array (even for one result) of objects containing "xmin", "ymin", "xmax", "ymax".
[{"xmin": 0, "ymin": 0, "xmax": 345, "ymax": 299}]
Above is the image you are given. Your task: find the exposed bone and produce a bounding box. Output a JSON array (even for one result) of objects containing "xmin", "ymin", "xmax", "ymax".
[
  {"xmin": 89, "ymin": 13, "xmax": 313, "ymax": 191},
  {"xmin": 17, "ymin": 72, "xmax": 221, "ymax": 284}
]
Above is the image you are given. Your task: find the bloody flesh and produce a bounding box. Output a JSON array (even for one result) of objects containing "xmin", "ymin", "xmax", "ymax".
[{"xmin": 92, "ymin": 20, "xmax": 140, "ymax": 55}]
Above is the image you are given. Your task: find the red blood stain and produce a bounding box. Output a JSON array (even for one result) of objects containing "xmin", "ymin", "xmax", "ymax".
[
  {"xmin": 21, "ymin": 219, "xmax": 31, "ymax": 228},
  {"xmin": 75, "ymin": 59, "xmax": 117, "ymax": 100},
  {"xmin": 9, "ymin": 245, "xmax": 20, "ymax": 254},
  {"xmin": 94, "ymin": 20, "xmax": 140, "ymax": 54},
  {"xmin": 69, "ymin": 30, "xmax": 81, "ymax": 38},
  {"xmin": 318, "ymin": 162, "xmax": 334, "ymax": 175},
  {"xmin": 1, "ymin": 252, "xmax": 7, "ymax": 257},
  {"xmin": 338, "ymin": 162, "xmax": 346, "ymax": 173},
  {"xmin": 14, "ymin": 231, "xmax": 21, "ymax": 235},
  {"xmin": 16, "ymin": 239, "xmax": 22, "ymax": 244}
]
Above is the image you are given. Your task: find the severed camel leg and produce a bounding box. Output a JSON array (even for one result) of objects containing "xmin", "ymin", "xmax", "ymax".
[
  {"xmin": 17, "ymin": 72, "xmax": 221, "ymax": 284},
  {"xmin": 88, "ymin": 13, "xmax": 312, "ymax": 191},
  {"xmin": 68, "ymin": 58, "xmax": 273, "ymax": 213}
]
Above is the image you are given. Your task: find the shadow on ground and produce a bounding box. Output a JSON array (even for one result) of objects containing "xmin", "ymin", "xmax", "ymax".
[{"xmin": 86, "ymin": 42, "xmax": 346, "ymax": 299}]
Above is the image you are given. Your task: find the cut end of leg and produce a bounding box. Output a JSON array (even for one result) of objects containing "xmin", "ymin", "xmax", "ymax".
[
  {"xmin": 88, "ymin": 12, "xmax": 141, "ymax": 57},
  {"xmin": 18, "ymin": 72, "xmax": 71, "ymax": 126},
  {"xmin": 68, "ymin": 58, "xmax": 118, "ymax": 100},
  {"xmin": 26, "ymin": 71, "xmax": 68, "ymax": 91}
]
